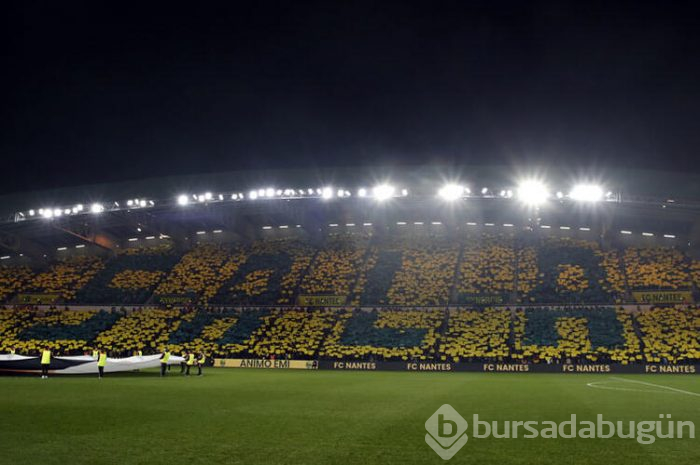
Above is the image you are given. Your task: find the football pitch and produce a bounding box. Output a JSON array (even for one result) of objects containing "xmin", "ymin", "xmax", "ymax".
[{"xmin": 0, "ymin": 370, "xmax": 698, "ymax": 465}]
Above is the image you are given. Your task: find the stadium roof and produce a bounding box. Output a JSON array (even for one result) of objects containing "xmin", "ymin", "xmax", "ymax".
[{"xmin": 1, "ymin": 165, "xmax": 700, "ymax": 262}]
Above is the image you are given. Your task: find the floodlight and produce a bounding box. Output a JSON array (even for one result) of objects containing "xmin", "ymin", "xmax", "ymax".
[
  {"xmin": 265, "ymin": 188, "xmax": 275, "ymax": 197},
  {"xmin": 438, "ymin": 184, "xmax": 464, "ymax": 201},
  {"xmin": 177, "ymin": 195, "xmax": 189, "ymax": 206},
  {"xmin": 516, "ymin": 180, "xmax": 549, "ymax": 206},
  {"xmin": 321, "ymin": 187, "xmax": 334, "ymax": 199},
  {"xmin": 372, "ymin": 184, "xmax": 395, "ymax": 201},
  {"xmin": 358, "ymin": 188, "xmax": 367, "ymax": 198},
  {"xmin": 249, "ymin": 190, "xmax": 259, "ymax": 200},
  {"xmin": 90, "ymin": 203, "xmax": 104, "ymax": 213},
  {"xmin": 569, "ymin": 184, "xmax": 604, "ymax": 202}
]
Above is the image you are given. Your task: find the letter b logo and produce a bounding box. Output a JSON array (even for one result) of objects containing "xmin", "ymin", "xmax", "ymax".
[
  {"xmin": 425, "ymin": 405, "xmax": 468, "ymax": 460},
  {"xmin": 438, "ymin": 414, "xmax": 458, "ymax": 438}
]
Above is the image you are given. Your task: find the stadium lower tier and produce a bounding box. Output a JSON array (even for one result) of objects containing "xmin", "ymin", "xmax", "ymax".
[{"xmin": 1, "ymin": 306, "xmax": 697, "ymax": 364}]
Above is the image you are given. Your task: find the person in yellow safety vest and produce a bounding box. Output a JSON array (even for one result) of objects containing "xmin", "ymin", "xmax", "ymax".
[
  {"xmin": 196, "ymin": 353, "xmax": 206, "ymax": 376},
  {"xmin": 185, "ymin": 352, "xmax": 195, "ymax": 376},
  {"xmin": 137, "ymin": 350, "xmax": 143, "ymax": 357},
  {"xmin": 40, "ymin": 348, "xmax": 51, "ymax": 379},
  {"xmin": 159, "ymin": 349, "xmax": 171, "ymax": 377},
  {"xmin": 9, "ymin": 347, "xmax": 16, "ymax": 355},
  {"xmin": 97, "ymin": 350, "xmax": 107, "ymax": 379}
]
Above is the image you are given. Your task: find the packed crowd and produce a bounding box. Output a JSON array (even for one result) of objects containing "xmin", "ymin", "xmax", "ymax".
[
  {"xmin": 0, "ymin": 236, "xmax": 697, "ymax": 306},
  {"xmin": 77, "ymin": 244, "xmax": 180, "ymax": 304},
  {"xmin": 154, "ymin": 244, "xmax": 246, "ymax": 303},
  {"xmin": 385, "ymin": 237, "xmax": 458, "ymax": 306},
  {"xmin": 457, "ymin": 234, "xmax": 516, "ymax": 298},
  {"xmin": 0, "ymin": 306, "xmax": 697, "ymax": 364},
  {"xmin": 636, "ymin": 306, "xmax": 700, "ymax": 363},
  {"xmin": 28, "ymin": 256, "xmax": 104, "ymax": 301},
  {"xmin": 299, "ymin": 234, "xmax": 368, "ymax": 296},
  {"xmin": 623, "ymin": 247, "xmax": 691, "ymax": 290}
]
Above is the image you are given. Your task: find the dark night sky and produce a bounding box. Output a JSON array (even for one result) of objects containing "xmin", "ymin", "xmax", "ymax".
[{"xmin": 1, "ymin": 1, "xmax": 699, "ymax": 194}]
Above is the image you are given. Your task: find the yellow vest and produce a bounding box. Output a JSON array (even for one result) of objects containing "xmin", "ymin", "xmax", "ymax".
[
  {"xmin": 187, "ymin": 354, "xmax": 195, "ymax": 365},
  {"xmin": 198, "ymin": 355, "xmax": 206, "ymax": 364},
  {"xmin": 41, "ymin": 350, "xmax": 51, "ymax": 364},
  {"xmin": 161, "ymin": 352, "xmax": 170, "ymax": 363},
  {"xmin": 98, "ymin": 353, "xmax": 107, "ymax": 367},
  {"xmin": 92, "ymin": 350, "xmax": 98, "ymax": 359},
  {"xmin": 10, "ymin": 349, "xmax": 15, "ymax": 355},
  {"xmin": 137, "ymin": 350, "xmax": 143, "ymax": 356}
]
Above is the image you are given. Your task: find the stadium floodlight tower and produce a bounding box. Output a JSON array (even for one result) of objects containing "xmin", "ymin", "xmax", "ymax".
[
  {"xmin": 438, "ymin": 184, "xmax": 466, "ymax": 201},
  {"xmin": 569, "ymin": 184, "xmax": 604, "ymax": 202},
  {"xmin": 372, "ymin": 184, "xmax": 395, "ymax": 201},
  {"xmin": 516, "ymin": 179, "xmax": 549, "ymax": 207}
]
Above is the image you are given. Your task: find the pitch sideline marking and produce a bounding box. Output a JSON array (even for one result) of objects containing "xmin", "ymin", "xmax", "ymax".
[{"xmin": 610, "ymin": 376, "xmax": 700, "ymax": 398}]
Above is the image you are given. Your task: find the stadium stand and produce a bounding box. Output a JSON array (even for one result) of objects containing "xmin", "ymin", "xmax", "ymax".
[
  {"xmin": 529, "ymin": 237, "xmax": 612, "ymax": 304},
  {"xmin": 441, "ymin": 307, "xmax": 511, "ymax": 361},
  {"xmin": 299, "ymin": 233, "xmax": 369, "ymax": 298},
  {"xmin": 93, "ymin": 308, "xmax": 183, "ymax": 353},
  {"xmin": 0, "ymin": 305, "xmax": 697, "ymax": 364},
  {"xmin": 26, "ymin": 256, "xmax": 104, "ymax": 302},
  {"xmin": 384, "ymin": 236, "xmax": 458, "ymax": 306},
  {"xmin": 623, "ymin": 247, "xmax": 691, "ymax": 290},
  {"xmin": 4, "ymin": 232, "xmax": 700, "ymax": 306},
  {"xmin": 636, "ymin": 306, "xmax": 700, "ymax": 363},
  {"xmin": 320, "ymin": 308, "xmax": 443, "ymax": 360},
  {"xmin": 515, "ymin": 245, "xmax": 538, "ymax": 302},
  {"xmin": 0, "ymin": 264, "xmax": 33, "ymax": 302},
  {"xmin": 598, "ymin": 249, "xmax": 627, "ymax": 302},
  {"xmin": 457, "ymin": 233, "xmax": 516, "ymax": 303},
  {"xmin": 154, "ymin": 243, "xmax": 246, "ymax": 304},
  {"xmin": 76, "ymin": 243, "xmax": 181, "ymax": 304},
  {"xmin": 517, "ymin": 307, "xmax": 642, "ymax": 363},
  {"xmin": 360, "ymin": 246, "xmax": 402, "ymax": 305},
  {"xmin": 0, "ymin": 307, "xmax": 120, "ymax": 353},
  {"xmin": 246, "ymin": 308, "xmax": 338, "ymax": 358}
]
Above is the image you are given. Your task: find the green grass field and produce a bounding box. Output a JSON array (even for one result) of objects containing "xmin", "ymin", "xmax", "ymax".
[{"xmin": 1, "ymin": 369, "xmax": 698, "ymax": 465}]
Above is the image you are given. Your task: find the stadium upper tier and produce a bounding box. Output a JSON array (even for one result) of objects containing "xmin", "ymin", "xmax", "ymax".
[
  {"xmin": 1, "ymin": 306, "xmax": 697, "ymax": 364},
  {"xmin": 0, "ymin": 231, "xmax": 700, "ymax": 305}
]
